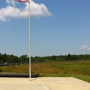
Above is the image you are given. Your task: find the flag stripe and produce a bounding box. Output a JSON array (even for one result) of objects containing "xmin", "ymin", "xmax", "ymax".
[{"xmin": 15, "ymin": 0, "xmax": 28, "ymax": 2}]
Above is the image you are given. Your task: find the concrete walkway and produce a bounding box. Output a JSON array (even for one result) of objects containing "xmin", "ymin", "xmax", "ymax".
[{"xmin": 0, "ymin": 77, "xmax": 90, "ymax": 90}]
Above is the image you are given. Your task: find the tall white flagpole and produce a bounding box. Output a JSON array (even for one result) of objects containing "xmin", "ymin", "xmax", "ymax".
[{"xmin": 28, "ymin": 0, "xmax": 31, "ymax": 81}]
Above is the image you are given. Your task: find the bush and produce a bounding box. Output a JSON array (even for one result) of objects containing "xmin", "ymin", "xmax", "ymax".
[{"xmin": 0, "ymin": 69, "xmax": 3, "ymax": 72}]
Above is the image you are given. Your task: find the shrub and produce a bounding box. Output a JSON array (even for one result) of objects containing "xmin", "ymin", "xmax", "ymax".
[{"xmin": 0, "ymin": 69, "xmax": 3, "ymax": 72}]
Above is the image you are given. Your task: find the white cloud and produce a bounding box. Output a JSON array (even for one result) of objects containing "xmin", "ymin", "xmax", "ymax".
[
  {"xmin": 80, "ymin": 45, "xmax": 88, "ymax": 49},
  {"xmin": 80, "ymin": 45, "xmax": 90, "ymax": 51},
  {"xmin": 6, "ymin": 0, "xmax": 17, "ymax": 6},
  {"xmin": 87, "ymin": 48, "xmax": 90, "ymax": 50},
  {"xmin": 0, "ymin": 0, "xmax": 52, "ymax": 21}
]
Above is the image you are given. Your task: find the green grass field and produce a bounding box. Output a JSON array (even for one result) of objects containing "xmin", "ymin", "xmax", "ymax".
[{"xmin": 0, "ymin": 60, "xmax": 90, "ymax": 82}]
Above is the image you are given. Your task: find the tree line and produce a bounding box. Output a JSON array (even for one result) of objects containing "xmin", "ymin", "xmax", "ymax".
[
  {"xmin": 31, "ymin": 54, "xmax": 90, "ymax": 63},
  {"xmin": 0, "ymin": 53, "xmax": 90, "ymax": 65},
  {"xmin": 0, "ymin": 53, "xmax": 28, "ymax": 65}
]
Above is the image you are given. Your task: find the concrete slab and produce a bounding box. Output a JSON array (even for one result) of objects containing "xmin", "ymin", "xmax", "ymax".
[
  {"xmin": 0, "ymin": 77, "xmax": 90, "ymax": 90},
  {"xmin": 42, "ymin": 77, "xmax": 90, "ymax": 90},
  {"xmin": 0, "ymin": 78, "xmax": 49, "ymax": 90}
]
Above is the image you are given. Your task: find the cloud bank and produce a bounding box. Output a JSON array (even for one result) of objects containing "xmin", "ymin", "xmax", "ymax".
[{"xmin": 0, "ymin": 0, "xmax": 52, "ymax": 21}]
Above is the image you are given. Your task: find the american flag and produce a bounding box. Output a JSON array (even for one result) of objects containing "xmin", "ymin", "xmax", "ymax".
[{"xmin": 15, "ymin": 0, "xmax": 28, "ymax": 2}]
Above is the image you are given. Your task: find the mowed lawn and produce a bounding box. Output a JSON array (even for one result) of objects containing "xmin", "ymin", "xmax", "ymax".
[{"xmin": 0, "ymin": 60, "xmax": 90, "ymax": 82}]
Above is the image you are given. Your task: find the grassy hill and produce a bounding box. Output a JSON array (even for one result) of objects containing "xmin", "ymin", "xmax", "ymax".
[{"xmin": 0, "ymin": 60, "xmax": 90, "ymax": 82}]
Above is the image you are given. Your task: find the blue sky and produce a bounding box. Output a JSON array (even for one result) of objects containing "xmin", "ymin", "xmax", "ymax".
[{"xmin": 0, "ymin": 0, "xmax": 90, "ymax": 57}]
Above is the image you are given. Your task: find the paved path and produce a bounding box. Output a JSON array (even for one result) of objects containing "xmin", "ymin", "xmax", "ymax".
[{"xmin": 0, "ymin": 77, "xmax": 90, "ymax": 90}]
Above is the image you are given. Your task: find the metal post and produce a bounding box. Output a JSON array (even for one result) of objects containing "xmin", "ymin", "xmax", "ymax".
[{"xmin": 28, "ymin": 0, "xmax": 31, "ymax": 81}]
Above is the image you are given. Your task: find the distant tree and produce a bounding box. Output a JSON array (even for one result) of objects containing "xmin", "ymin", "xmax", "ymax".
[
  {"xmin": 20, "ymin": 55, "xmax": 28, "ymax": 64},
  {"xmin": 67, "ymin": 54, "xmax": 71, "ymax": 60},
  {"xmin": 0, "ymin": 53, "xmax": 1, "ymax": 60},
  {"xmin": 7, "ymin": 55, "xmax": 13, "ymax": 63},
  {"xmin": 52, "ymin": 55, "xmax": 56, "ymax": 61},
  {"xmin": 2, "ymin": 53, "xmax": 7, "ymax": 64}
]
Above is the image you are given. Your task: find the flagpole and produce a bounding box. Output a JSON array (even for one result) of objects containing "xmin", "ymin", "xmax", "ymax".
[{"xmin": 28, "ymin": 0, "xmax": 31, "ymax": 81}]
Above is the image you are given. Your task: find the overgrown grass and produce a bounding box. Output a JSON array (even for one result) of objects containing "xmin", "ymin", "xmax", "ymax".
[
  {"xmin": 0, "ymin": 65, "xmax": 29, "ymax": 73},
  {"xmin": 0, "ymin": 60, "xmax": 90, "ymax": 82}
]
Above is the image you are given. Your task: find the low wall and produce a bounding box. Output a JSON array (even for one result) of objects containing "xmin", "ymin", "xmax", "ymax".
[{"xmin": 0, "ymin": 73, "xmax": 39, "ymax": 78}]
